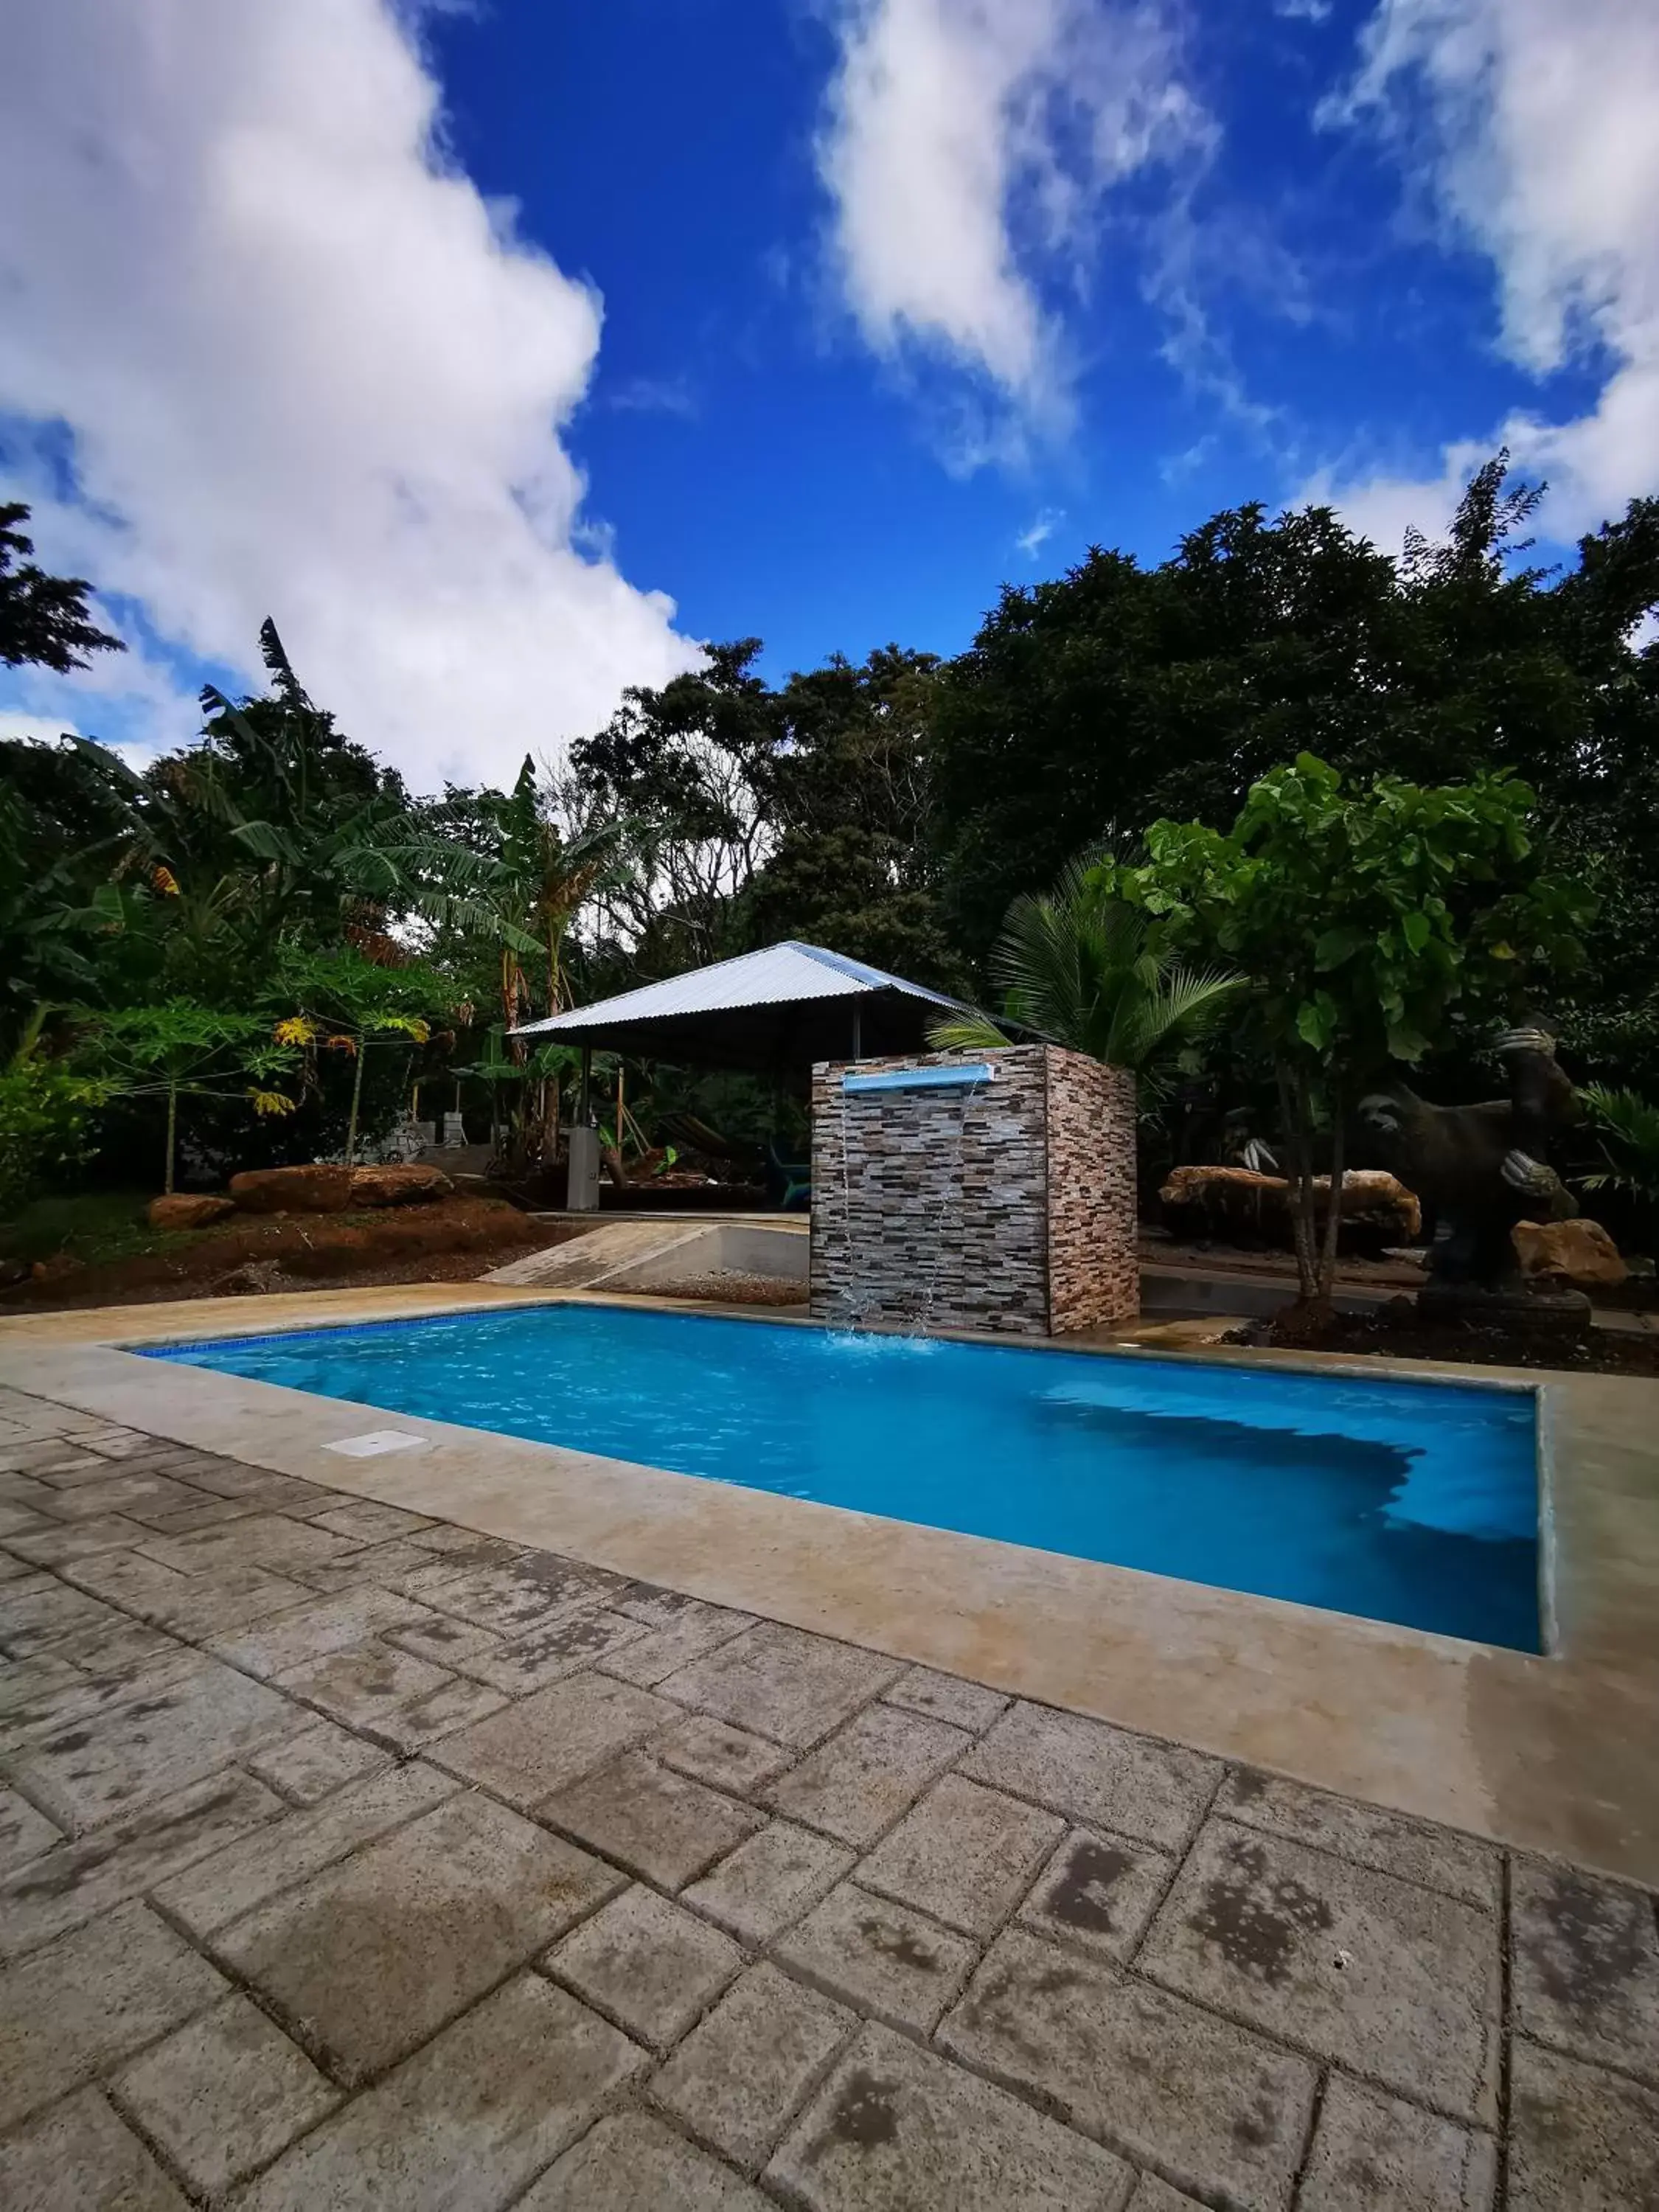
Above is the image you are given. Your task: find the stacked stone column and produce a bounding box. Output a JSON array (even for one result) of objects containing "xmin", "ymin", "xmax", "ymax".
[{"xmin": 809, "ymin": 1046, "xmax": 1137, "ymax": 1335}]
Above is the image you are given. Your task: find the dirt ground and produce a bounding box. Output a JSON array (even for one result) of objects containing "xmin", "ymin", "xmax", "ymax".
[
  {"xmin": 1231, "ymin": 1299, "xmax": 1659, "ymax": 1377},
  {"xmin": 0, "ymin": 1194, "xmax": 548, "ymax": 1312}
]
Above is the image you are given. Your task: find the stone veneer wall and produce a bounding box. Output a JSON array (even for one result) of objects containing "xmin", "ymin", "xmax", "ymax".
[
  {"xmin": 809, "ymin": 1045, "xmax": 1138, "ymax": 1336},
  {"xmin": 1043, "ymin": 1045, "xmax": 1139, "ymax": 1332}
]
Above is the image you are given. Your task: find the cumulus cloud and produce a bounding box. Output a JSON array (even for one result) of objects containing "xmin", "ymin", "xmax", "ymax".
[
  {"xmin": 0, "ymin": 0, "xmax": 699, "ymax": 790},
  {"xmin": 1314, "ymin": 0, "xmax": 1659, "ymax": 548},
  {"xmin": 0, "ymin": 710, "xmax": 83, "ymax": 747},
  {"xmin": 817, "ymin": 0, "xmax": 1209, "ymax": 441}
]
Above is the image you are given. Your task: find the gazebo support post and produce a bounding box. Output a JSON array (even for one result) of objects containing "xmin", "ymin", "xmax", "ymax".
[{"xmin": 568, "ymin": 1043, "xmax": 600, "ymax": 1212}]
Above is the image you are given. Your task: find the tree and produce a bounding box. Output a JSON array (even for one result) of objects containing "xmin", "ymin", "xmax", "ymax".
[
  {"xmin": 463, "ymin": 759, "xmax": 633, "ymax": 1029},
  {"xmin": 930, "ymin": 507, "xmax": 1402, "ymax": 954},
  {"xmin": 417, "ymin": 759, "xmax": 636, "ymax": 1169},
  {"xmin": 927, "ymin": 855, "xmax": 1241, "ymax": 1096},
  {"xmin": 573, "ymin": 641, "xmax": 779, "ymax": 973},
  {"xmin": 929, "ymin": 462, "xmax": 1659, "ymax": 1097},
  {"xmin": 266, "ymin": 945, "xmax": 449, "ymax": 1165},
  {"xmin": 0, "ymin": 504, "xmax": 125, "ymax": 672},
  {"xmin": 742, "ymin": 647, "xmax": 960, "ymax": 986},
  {"xmin": 0, "ymin": 761, "xmax": 122, "ymax": 1045},
  {"xmin": 77, "ymin": 1004, "xmax": 296, "ymax": 1194},
  {"xmin": 1106, "ymin": 756, "xmax": 1593, "ymax": 1309},
  {"xmin": 0, "ymin": 1012, "xmax": 111, "ymax": 1220}
]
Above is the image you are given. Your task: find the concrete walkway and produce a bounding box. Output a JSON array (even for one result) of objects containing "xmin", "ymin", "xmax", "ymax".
[{"xmin": 1, "ymin": 1385, "xmax": 1656, "ymax": 2210}]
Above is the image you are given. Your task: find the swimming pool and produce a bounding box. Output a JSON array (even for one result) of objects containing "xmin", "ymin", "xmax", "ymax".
[{"xmin": 142, "ymin": 1304, "xmax": 1543, "ymax": 1651}]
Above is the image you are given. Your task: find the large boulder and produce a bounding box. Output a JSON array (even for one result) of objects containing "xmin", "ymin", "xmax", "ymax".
[
  {"xmin": 347, "ymin": 1164, "xmax": 453, "ymax": 1208},
  {"xmin": 1160, "ymin": 1165, "xmax": 1421, "ymax": 1250},
  {"xmin": 228, "ymin": 1164, "xmax": 355, "ymax": 1214},
  {"xmin": 1513, "ymin": 1217, "xmax": 1627, "ymax": 1289},
  {"xmin": 146, "ymin": 1193, "xmax": 236, "ymax": 1231}
]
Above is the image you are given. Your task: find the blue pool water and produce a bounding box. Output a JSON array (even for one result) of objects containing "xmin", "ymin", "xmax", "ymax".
[{"xmin": 143, "ymin": 1305, "xmax": 1542, "ymax": 1651}]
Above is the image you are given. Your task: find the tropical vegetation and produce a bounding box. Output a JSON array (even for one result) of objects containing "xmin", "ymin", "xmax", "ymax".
[
  {"xmin": 927, "ymin": 855, "xmax": 1242, "ymax": 1098},
  {"xmin": 1102, "ymin": 759, "xmax": 1593, "ymax": 1304},
  {"xmin": 1, "ymin": 448, "xmax": 1655, "ymax": 1265}
]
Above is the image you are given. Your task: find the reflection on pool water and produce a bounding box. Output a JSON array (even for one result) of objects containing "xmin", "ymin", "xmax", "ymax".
[{"xmin": 143, "ymin": 1304, "xmax": 1542, "ymax": 1651}]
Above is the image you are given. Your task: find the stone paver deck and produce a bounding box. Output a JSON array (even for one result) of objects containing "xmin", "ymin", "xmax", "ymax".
[{"xmin": 1, "ymin": 1382, "xmax": 1655, "ymax": 2209}]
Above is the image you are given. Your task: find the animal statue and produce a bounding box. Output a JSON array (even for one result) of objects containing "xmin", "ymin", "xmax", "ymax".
[{"xmin": 1358, "ymin": 1024, "xmax": 1582, "ymax": 1306}]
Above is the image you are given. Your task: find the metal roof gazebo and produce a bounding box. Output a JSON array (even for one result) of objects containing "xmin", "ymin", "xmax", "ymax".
[
  {"xmin": 511, "ymin": 939, "xmax": 978, "ymax": 1073},
  {"xmin": 510, "ymin": 940, "xmax": 984, "ymax": 1210}
]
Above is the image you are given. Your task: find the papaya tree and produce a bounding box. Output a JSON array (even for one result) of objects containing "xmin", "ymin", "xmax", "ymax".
[
  {"xmin": 266, "ymin": 945, "xmax": 452, "ymax": 1165},
  {"xmin": 77, "ymin": 1002, "xmax": 296, "ymax": 1194}
]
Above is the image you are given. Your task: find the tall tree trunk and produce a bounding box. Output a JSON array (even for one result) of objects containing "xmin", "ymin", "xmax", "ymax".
[
  {"xmin": 1276, "ymin": 1060, "xmax": 1318, "ymax": 1301},
  {"xmin": 346, "ymin": 1042, "xmax": 366, "ymax": 1166},
  {"xmin": 164, "ymin": 1082, "xmax": 178, "ymax": 1196},
  {"xmin": 1317, "ymin": 1085, "xmax": 1346, "ymax": 1304}
]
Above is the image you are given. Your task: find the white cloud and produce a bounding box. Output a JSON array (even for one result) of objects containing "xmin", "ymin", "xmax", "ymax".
[
  {"xmin": 1274, "ymin": 0, "xmax": 1332, "ymax": 22},
  {"xmin": 0, "ymin": 0, "xmax": 700, "ymax": 793},
  {"xmin": 1014, "ymin": 507, "xmax": 1063, "ymax": 557},
  {"xmin": 817, "ymin": 0, "xmax": 1209, "ymax": 438},
  {"xmin": 0, "ymin": 710, "xmax": 83, "ymax": 748},
  {"xmin": 0, "ymin": 706, "xmax": 159, "ymax": 776},
  {"xmin": 1315, "ymin": 0, "xmax": 1659, "ymax": 547}
]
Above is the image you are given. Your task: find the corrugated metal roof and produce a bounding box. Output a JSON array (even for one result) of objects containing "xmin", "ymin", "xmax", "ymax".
[{"xmin": 512, "ymin": 939, "xmax": 969, "ymax": 1037}]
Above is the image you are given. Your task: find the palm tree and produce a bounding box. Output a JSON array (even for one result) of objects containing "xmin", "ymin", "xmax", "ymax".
[
  {"xmin": 929, "ymin": 856, "xmax": 1242, "ymax": 1092},
  {"xmin": 1577, "ymin": 1083, "xmax": 1659, "ymax": 1250}
]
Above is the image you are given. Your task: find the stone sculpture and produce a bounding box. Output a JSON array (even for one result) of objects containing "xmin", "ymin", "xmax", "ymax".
[{"xmin": 1358, "ymin": 1023, "xmax": 1586, "ymax": 1321}]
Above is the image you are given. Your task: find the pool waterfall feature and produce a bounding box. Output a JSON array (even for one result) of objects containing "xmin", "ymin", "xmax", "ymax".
[{"xmin": 808, "ymin": 1045, "xmax": 1140, "ymax": 1337}]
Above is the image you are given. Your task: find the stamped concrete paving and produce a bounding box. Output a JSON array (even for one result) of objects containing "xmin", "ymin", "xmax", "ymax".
[{"xmin": 1, "ymin": 1385, "xmax": 1656, "ymax": 2210}]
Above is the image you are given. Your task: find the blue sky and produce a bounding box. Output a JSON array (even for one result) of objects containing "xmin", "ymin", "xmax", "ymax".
[{"xmin": 1, "ymin": 0, "xmax": 1654, "ymax": 788}]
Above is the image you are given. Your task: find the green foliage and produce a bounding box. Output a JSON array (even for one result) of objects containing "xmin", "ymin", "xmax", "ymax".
[
  {"xmin": 1577, "ymin": 1085, "xmax": 1659, "ymax": 1245},
  {"xmin": 74, "ymin": 1002, "xmax": 288, "ymax": 1194},
  {"xmin": 741, "ymin": 647, "xmax": 961, "ymax": 989},
  {"xmin": 5, "ymin": 454, "xmax": 1658, "ymax": 1248},
  {"xmin": 930, "ymin": 467, "xmax": 1659, "ymax": 1100},
  {"xmin": 0, "ymin": 503, "xmax": 125, "ymax": 673},
  {"xmin": 0, "ymin": 1192, "xmax": 184, "ymax": 1268},
  {"xmin": 931, "ymin": 507, "xmax": 1406, "ymax": 953},
  {"xmin": 928, "ymin": 855, "xmax": 1242, "ymax": 1097},
  {"xmin": 0, "ymin": 738, "xmax": 136, "ymax": 1032},
  {"xmin": 267, "ymin": 944, "xmax": 445, "ymax": 1036},
  {"xmin": 574, "ymin": 641, "xmax": 961, "ymax": 989},
  {"xmin": 1107, "ymin": 756, "xmax": 1593, "ymax": 1299},
  {"xmin": 425, "ymin": 757, "xmax": 633, "ymax": 1023},
  {"xmin": 0, "ymin": 1028, "xmax": 111, "ymax": 1221},
  {"xmin": 264, "ymin": 943, "xmax": 455, "ymax": 1164},
  {"xmin": 1112, "ymin": 758, "xmax": 1590, "ymax": 1071}
]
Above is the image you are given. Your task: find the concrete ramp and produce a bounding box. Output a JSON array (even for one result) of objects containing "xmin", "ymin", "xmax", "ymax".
[{"xmin": 485, "ymin": 1218, "xmax": 807, "ymax": 1293}]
